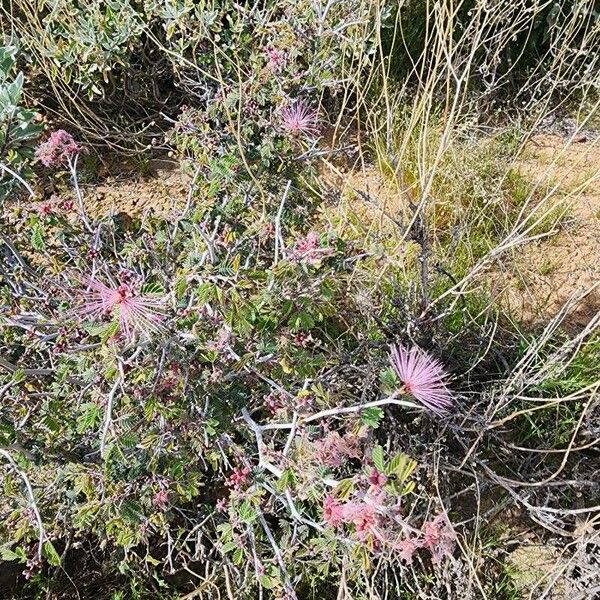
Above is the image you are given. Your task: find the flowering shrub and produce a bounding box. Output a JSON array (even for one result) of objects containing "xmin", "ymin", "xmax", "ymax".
[{"xmin": 0, "ymin": 126, "xmax": 470, "ymax": 597}]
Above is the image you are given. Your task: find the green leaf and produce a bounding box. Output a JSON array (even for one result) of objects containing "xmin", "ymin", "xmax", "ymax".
[
  {"xmin": 232, "ymin": 546, "xmax": 244, "ymax": 565},
  {"xmin": 372, "ymin": 445, "xmax": 385, "ymax": 472},
  {"xmin": 259, "ymin": 575, "xmax": 275, "ymax": 589},
  {"xmin": 0, "ymin": 545, "xmax": 22, "ymax": 562},
  {"xmin": 275, "ymin": 468, "xmax": 296, "ymax": 492},
  {"xmin": 385, "ymin": 452, "xmax": 417, "ymax": 483},
  {"xmin": 238, "ymin": 501, "xmax": 256, "ymax": 523},
  {"xmin": 360, "ymin": 407, "xmax": 383, "ymax": 428},
  {"xmin": 333, "ymin": 478, "xmax": 354, "ymax": 501},
  {"xmin": 0, "ymin": 46, "xmax": 17, "ymax": 79},
  {"xmin": 76, "ymin": 403, "xmax": 101, "ymax": 433},
  {"xmin": 379, "ymin": 367, "xmax": 399, "ymax": 392},
  {"xmin": 221, "ymin": 541, "xmax": 237, "ymax": 554},
  {"xmin": 42, "ymin": 541, "xmax": 61, "ymax": 566},
  {"xmin": 141, "ymin": 281, "xmax": 165, "ymax": 295},
  {"xmin": 30, "ymin": 223, "xmax": 45, "ymax": 251}
]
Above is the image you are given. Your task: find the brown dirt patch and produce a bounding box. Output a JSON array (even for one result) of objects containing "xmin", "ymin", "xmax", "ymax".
[
  {"xmin": 82, "ymin": 158, "xmax": 190, "ymax": 218},
  {"xmin": 499, "ymin": 134, "xmax": 600, "ymax": 332}
]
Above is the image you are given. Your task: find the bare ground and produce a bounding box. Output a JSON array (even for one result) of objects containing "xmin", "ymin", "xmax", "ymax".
[{"xmin": 501, "ymin": 134, "xmax": 600, "ymax": 333}]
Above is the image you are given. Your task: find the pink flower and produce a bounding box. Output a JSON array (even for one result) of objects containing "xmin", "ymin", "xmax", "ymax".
[
  {"xmin": 75, "ymin": 276, "xmax": 165, "ymax": 339},
  {"xmin": 289, "ymin": 232, "xmax": 332, "ymax": 265},
  {"xmin": 226, "ymin": 466, "xmax": 251, "ymax": 490},
  {"xmin": 421, "ymin": 514, "xmax": 456, "ymax": 564},
  {"xmin": 368, "ymin": 468, "xmax": 387, "ymax": 489},
  {"xmin": 389, "ymin": 345, "xmax": 453, "ymax": 414},
  {"xmin": 323, "ymin": 494, "xmax": 345, "ymax": 527},
  {"xmin": 313, "ymin": 430, "xmax": 362, "ymax": 467},
  {"xmin": 37, "ymin": 201, "xmax": 54, "ymax": 216},
  {"xmin": 152, "ymin": 489, "xmax": 169, "ymax": 511},
  {"xmin": 341, "ymin": 502, "xmax": 379, "ymax": 541},
  {"xmin": 264, "ymin": 392, "xmax": 285, "ymax": 414},
  {"xmin": 265, "ymin": 46, "xmax": 286, "ymax": 71},
  {"xmin": 35, "ymin": 129, "xmax": 81, "ymax": 167},
  {"xmin": 396, "ymin": 536, "xmax": 422, "ymax": 564},
  {"xmin": 280, "ymin": 101, "xmax": 319, "ymax": 137}
]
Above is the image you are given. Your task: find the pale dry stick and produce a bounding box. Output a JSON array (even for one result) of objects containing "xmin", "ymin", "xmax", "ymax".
[
  {"xmin": 274, "ymin": 179, "xmax": 292, "ymax": 266},
  {"xmin": 175, "ymin": 164, "xmax": 202, "ymax": 229},
  {"xmin": 68, "ymin": 154, "xmax": 93, "ymax": 235},
  {"xmin": 260, "ymin": 395, "xmax": 421, "ymax": 433},
  {"xmin": 257, "ymin": 510, "xmax": 298, "ymax": 600},
  {"xmin": 240, "ymin": 407, "xmax": 338, "ymax": 487},
  {"xmin": 0, "ymin": 448, "xmax": 45, "ymax": 559},
  {"xmin": 0, "ymin": 161, "xmax": 35, "ymax": 197},
  {"xmin": 490, "ymin": 394, "xmax": 596, "ymax": 489},
  {"xmin": 430, "ymin": 451, "xmax": 492, "ymax": 600},
  {"xmin": 195, "ymin": 224, "xmax": 216, "ymax": 264},
  {"xmin": 507, "ymin": 433, "xmax": 600, "ymax": 454},
  {"xmin": 245, "ymin": 524, "xmax": 263, "ymax": 600},
  {"xmin": 100, "ymin": 360, "xmax": 125, "ymax": 459},
  {"xmin": 282, "ymin": 411, "xmax": 298, "ymax": 457},
  {"xmin": 494, "ymin": 285, "xmax": 600, "ymax": 414}
]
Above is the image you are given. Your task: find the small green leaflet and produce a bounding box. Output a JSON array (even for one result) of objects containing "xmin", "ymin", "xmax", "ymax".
[
  {"xmin": 371, "ymin": 445, "xmax": 385, "ymax": 472},
  {"xmin": 42, "ymin": 541, "xmax": 61, "ymax": 566},
  {"xmin": 360, "ymin": 407, "xmax": 383, "ymax": 428},
  {"xmin": 30, "ymin": 223, "xmax": 45, "ymax": 251}
]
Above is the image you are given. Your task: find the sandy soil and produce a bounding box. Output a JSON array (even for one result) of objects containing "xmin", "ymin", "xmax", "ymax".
[
  {"xmin": 81, "ymin": 158, "xmax": 190, "ymax": 219},
  {"xmin": 501, "ymin": 134, "xmax": 600, "ymax": 332}
]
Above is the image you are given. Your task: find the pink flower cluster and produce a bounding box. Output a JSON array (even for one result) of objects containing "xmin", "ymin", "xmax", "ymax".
[
  {"xmin": 35, "ymin": 129, "xmax": 81, "ymax": 167},
  {"xmin": 265, "ymin": 46, "xmax": 286, "ymax": 72},
  {"xmin": 152, "ymin": 489, "xmax": 169, "ymax": 511},
  {"xmin": 36, "ymin": 194, "xmax": 74, "ymax": 217},
  {"xmin": 324, "ymin": 494, "xmax": 456, "ymax": 562},
  {"xmin": 323, "ymin": 495, "xmax": 381, "ymax": 542},
  {"xmin": 225, "ymin": 466, "xmax": 251, "ymax": 491},
  {"xmin": 395, "ymin": 514, "xmax": 456, "ymax": 564},
  {"xmin": 264, "ymin": 391, "xmax": 286, "ymax": 414},
  {"xmin": 289, "ymin": 232, "xmax": 333, "ymax": 265},
  {"xmin": 312, "ymin": 430, "xmax": 363, "ymax": 467}
]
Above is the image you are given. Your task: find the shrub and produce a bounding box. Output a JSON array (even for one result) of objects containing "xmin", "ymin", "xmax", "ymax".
[{"xmin": 0, "ymin": 46, "xmax": 42, "ymax": 201}]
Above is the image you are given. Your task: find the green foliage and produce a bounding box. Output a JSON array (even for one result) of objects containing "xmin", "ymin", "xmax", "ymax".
[{"xmin": 0, "ymin": 45, "xmax": 42, "ymax": 200}]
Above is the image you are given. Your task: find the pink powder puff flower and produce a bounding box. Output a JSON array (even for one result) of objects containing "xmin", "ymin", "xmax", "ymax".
[
  {"xmin": 389, "ymin": 344, "xmax": 453, "ymax": 414},
  {"xmin": 75, "ymin": 276, "xmax": 165, "ymax": 339},
  {"xmin": 35, "ymin": 129, "xmax": 81, "ymax": 167},
  {"xmin": 323, "ymin": 494, "xmax": 345, "ymax": 528},
  {"xmin": 280, "ymin": 100, "xmax": 319, "ymax": 137},
  {"xmin": 421, "ymin": 513, "xmax": 456, "ymax": 564}
]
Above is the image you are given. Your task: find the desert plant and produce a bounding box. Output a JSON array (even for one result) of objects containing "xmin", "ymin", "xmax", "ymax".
[{"xmin": 0, "ymin": 45, "xmax": 42, "ymax": 201}]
